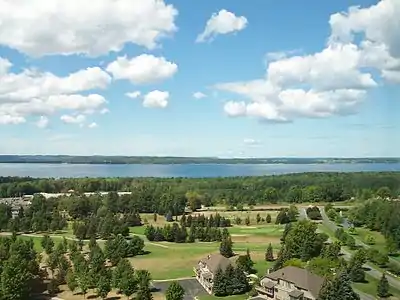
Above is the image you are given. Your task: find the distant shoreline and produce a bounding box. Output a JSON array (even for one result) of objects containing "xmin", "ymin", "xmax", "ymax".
[{"xmin": 0, "ymin": 155, "xmax": 399, "ymax": 165}]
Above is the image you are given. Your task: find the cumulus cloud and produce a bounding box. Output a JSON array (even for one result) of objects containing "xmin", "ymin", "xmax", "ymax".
[
  {"xmin": 196, "ymin": 9, "xmax": 248, "ymax": 43},
  {"xmin": 193, "ymin": 92, "xmax": 206, "ymax": 99},
  {"xmin": 0, "ymin": 0, "xmax": 178, "ymax": 57},
  {"xmin": 36, "ymin": 116, "xmax": 49, "ymax": 128},
  {"xmin": 106, "ymin": 54, "xmax": 178, "ymax": 84},
  {"xmin": 0, "ymin": 59, "xmax": 109, "ymax": 125},
  {"xmin": 143, "ymin": 90, "xmax": 169, "ymax": 108},
  {"xmin": 125, "ymin": 91, "xmax": 141, "ymax": 99},
  {"xmin": 60, "ymin": 114, "xmax": 86, "ymax": 125},
  {"xmin": 88, "ymin": 122, "xmax": 98, "ymax": 129},
  {"xmin": 215, "ymin": 0, "xmax": 400, "ymax": 122}
]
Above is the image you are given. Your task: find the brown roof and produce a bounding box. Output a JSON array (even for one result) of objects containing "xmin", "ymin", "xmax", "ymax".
[
  {"xmin": 264, "ymin": 266, "xmax": 324, "ymax": 298},
  {"xmin": 200, "ymin": 254, "xmax": 232, "ymax": 274}
]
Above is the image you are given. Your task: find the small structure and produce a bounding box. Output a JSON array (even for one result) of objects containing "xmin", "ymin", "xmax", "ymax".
[
  {"xmin": 254, "ymin": 266, "xmax": 324, "ymax": 300},
  {"xmin": 194, "ymin": 253, "xmax": 234, "ymax": 294}
]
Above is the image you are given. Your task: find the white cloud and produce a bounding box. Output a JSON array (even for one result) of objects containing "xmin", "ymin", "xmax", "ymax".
[
  {"xmin": 329, "ymin": 0, "xmax": 400, "ymax": 82},
  {"xmin": 215, "ymin": 0, "xmax": 400, "ymax": 122},
  {"xmin": 143, "ymin": 90, "xmax": 169, "ymax": 108},
  {"xmin": 36, "ymin": 116, "xmax": 49, "ymax": 128},
  {"xmin": 0, "ymin": 114, "xmax": 26, "ymax": 125},
  {"xmin": 196, "ymin": 9, "xmax": 248, "ymax": 43},
  {"xmin": 125, "ymin": 91, "xmax": 141, "ymax": 99},
  {"xmin": 223, "ymin": 101, "xmax": 246, "ymax": 117},
  {"xmin": 100, "ymin": 108, "xmax": 110, "ymax": 114},
  {"xmin": 193, "ymin": 92, "xmax": 206, "ymax": 99},
  {"xmin": 0, "ymin": 0, "xmax": 178, "ymax": 57},
  {"xmin": 0, "ymin": 60, "xmax": 110, "ymax": 125},
  {"xmin": 106, "ymin": 54, "xmax": 177, "ymax": 84},
  {"xmin": 88, "ymin": 122, "xmax": 98, "ymax": 129},
  {"xmin": 243, "ymin": 138, "xmax": 261, "ymax": 146},
  {"xmin": 60, "ymin": 114, "xmax": 86, "ymax": 125}
]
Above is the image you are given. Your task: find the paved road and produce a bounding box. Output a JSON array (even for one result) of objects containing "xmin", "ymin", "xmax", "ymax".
[
  {"xmin": 319, "ymin": 206, "xmax": 400, "ymax": 291},
  {"xmin": 298, "ymin": 208, "xmax": 308, "ymax": 220}
]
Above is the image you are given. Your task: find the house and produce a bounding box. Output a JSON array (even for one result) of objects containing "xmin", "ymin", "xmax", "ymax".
[
  {"xmin": 194, "ymin": 253, "xmax": 234, "ymax": 294},
  {"xmin": 255, "ymin": 266, "xmax": 324, "ymax": 300}
]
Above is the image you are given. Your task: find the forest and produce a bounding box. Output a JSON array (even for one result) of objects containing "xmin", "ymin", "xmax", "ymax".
[{"xmin": 1, "ymin": 172, "xmax": 399, "ymax": 206}]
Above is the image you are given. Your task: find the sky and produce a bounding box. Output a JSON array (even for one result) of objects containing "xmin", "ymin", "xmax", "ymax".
[{"xmin": 0, "ymin": 0, "xmax": 399, "ymax": 158}]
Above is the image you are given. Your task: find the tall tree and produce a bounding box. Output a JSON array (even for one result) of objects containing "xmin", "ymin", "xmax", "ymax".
[
  {"xmin": 265, "ymin": 243, "xmax": 274, "ymax": 261},
  {"xmin": 377, "ymin": 273, "xmax": 390, "ymax": 299},
  {"xmin": 219, "ymin": 235, "xmax": 234, "ymax": 258},
  {"xmin": 97, "ymin": 269, "xmax": 112, "ymax": 300}
]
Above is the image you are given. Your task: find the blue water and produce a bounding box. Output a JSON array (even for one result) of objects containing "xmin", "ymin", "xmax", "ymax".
[{"xmin": 0, "ymin": 163, "xmax": 399, "ymax": 178}]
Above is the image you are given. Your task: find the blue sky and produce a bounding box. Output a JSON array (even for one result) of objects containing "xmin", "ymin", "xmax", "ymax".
[{"xmin": 0, "ymin": 0, "xmax": 398, "ymax": 157}]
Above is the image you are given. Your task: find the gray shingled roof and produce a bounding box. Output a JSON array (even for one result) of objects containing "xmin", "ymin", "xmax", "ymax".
[
  {"xmin": 264, "ymin": 266, "xmax": 324, "ymax": 298},
  {"xmin": 200, "ymin": 254, "xmax": 232, "ymax": 274}
]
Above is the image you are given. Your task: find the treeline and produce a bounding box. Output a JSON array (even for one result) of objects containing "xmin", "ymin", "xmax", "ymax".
[
  {"xmin": 1, "ymin": 172, "xmax": 399, "ymax": 205},
  {"xmin": 0, "ymin": 197, "xmax": 67, "ymax": 233},
  {"xmin": 144, "ymin": 223, "xmax": 224, "ymax": 243},
  {"xmin": 180, "ymin": 214, "xmax": 231, "ymax": 228},
  {"xmin": 348, "ymin": 198, "xmax": 400, "ymax": 251}
]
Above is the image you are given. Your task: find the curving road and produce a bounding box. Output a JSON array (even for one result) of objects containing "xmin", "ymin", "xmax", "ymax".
[{"xmin": 318, "ymin": 206, "xmax": 400, "ymax": 291}]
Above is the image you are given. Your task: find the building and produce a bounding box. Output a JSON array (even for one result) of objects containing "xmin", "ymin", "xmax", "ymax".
[
  {"xmin": 255, "ymin": 266, "xmax": 324, "ymax": 300},
  {"xmin": 194, "ymin": 253, "xmax": 235, "ymax": 294}
]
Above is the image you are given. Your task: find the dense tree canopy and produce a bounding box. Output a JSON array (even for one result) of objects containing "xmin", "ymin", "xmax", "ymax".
[{"xmin": 1, "ymin": 173, "xmax": 399, "ymax": 206}]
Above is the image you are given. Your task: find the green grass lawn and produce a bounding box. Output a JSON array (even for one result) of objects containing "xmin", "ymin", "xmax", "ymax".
[
  {"xmin": 349, "ymin": 227, "xmax": 387, "ymax": 252},
  {"xmin": 129, "ymin": 240, "xmax": 275, "ymax": 280},
  {"xmin": 353, "ymin": 274, "xmax": 400, "ymax": 298},
  {"xmin": 228, "ymin": 225, "xmax": 284, "ymax": 236}
]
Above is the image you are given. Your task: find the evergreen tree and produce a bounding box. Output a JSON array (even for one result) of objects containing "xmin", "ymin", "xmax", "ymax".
[
  {"xmin": 212, "ymin": 268, "xmax": 227, "ymax": 296},
  {"xmin": 265, "ymin": 243, "xmax": 274, "ymax": 261},
  {"xmin": 66, "ymin": 270, "xmax": 77, "ymax": 294},
  {"xmin": 112, "ymin": 259, "xmax": 132, "ymax": 291},
  {"xmin": 266, "ymin": 214, "xmax": 272, "ymax": 223},
  {"xmin": 377, "ymin": 273, "xmax": 390, "ymax": 298},
  {"xmin": 97, "ymin": 269, "xmax": 112, "ymax": 300},
  {"xmin": 219, "ymin": 235, "xmax": 234, "ymax": 258},
  {"xmin": 136, "ymin": 270, "xmax": 153, "ymax": 300},
  {"xmin": 166, "ymin": 281, "xmax": 185, "ymax": 300},
  {"xmin": 319, "ymin": 271, "xmax": 360, "ymax": 300}
]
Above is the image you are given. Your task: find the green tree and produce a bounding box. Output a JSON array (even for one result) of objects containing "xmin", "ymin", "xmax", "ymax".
[
  {"xmin": 319, "ymin": 271, "xmax": 360, "ymax": 300},
  {"xmin": 0, "ymin": 254, "xmax": 33, "ymax": 300},
  {"xmin": 66, "ymin": 270, "xmax": 77, "ymax": 294},
  {"xmin": 41, "ymin": 235, "xmax": 54, "ymax": 255},
  {"xmin": 113, "ymin": 259, "xmax": 132, "ymax": 291},
  {"xmin": 166, "ymin": 281, "xmax": 185, "ymax": 300},
  {"xmin": 219, "ymin": 235, "xmax": 234, "ymax": 258},
  {"xmin": 265, "ymin": 243, "xmax": 274, "ymax": 261},
  {"xmin": 212, "ymin": 268, "xmax": 227, "ymax": 296},
  {"xmin": 266, "ymin": 214, "xmax": 272, "ymax": 223},
  {"xmin": 97, "ymin": 269, "xmax": 112, "ymax": 300},
  {"xmin": 136, "ymin": 270, "xmax": 153, "ymax": 300},
  {"xmin": 377, "ymin": 273, "xmax": 390, "ymax": 298},
  {"xmin": 386, "ymin": 236, "xmax": 398, "ymax": 255}
]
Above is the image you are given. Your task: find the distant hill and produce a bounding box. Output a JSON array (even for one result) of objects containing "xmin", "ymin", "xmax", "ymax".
[{"xmin": 0, "ymin": 155, "xmax": 398, "ymax": 165}]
